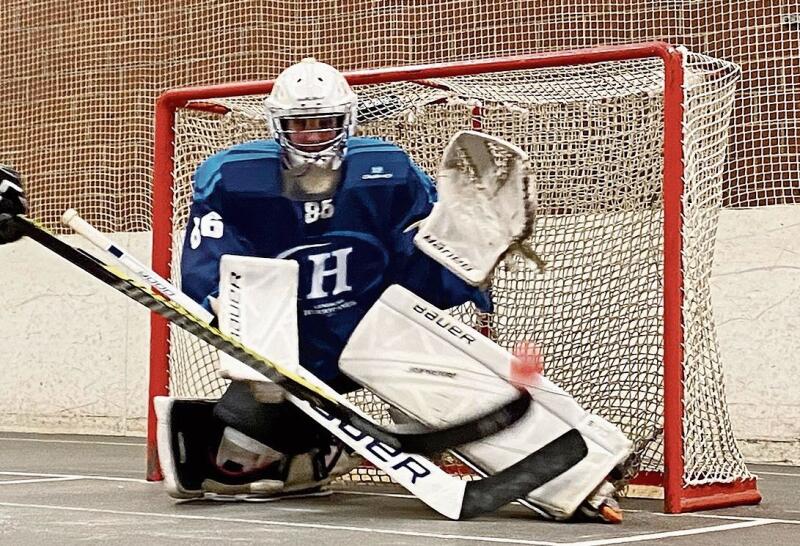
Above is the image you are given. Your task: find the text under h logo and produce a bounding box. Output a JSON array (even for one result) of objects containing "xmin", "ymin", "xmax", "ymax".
[{"xmin": 306, "ymin": 247, "xmax": 353, "ymax": 299}]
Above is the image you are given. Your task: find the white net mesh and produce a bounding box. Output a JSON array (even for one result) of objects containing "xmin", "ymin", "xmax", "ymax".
[
  {"xmin": 3, "ymin": 1, "xmax": 797, "ymax": 233},
  {"xmin": 2, "ymin": 0, "xmax": 776, "ymax": 507},
  {"xmin": 162, "ymin": 50, "xmax": 749, "ymax": 490}
]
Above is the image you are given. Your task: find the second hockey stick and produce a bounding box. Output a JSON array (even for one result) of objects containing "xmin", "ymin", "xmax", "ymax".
[{"xmin": 15, "ymin": 214, "xmax": 530, "ymax": 453}]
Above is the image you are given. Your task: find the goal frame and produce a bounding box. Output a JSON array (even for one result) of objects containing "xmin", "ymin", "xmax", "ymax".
[{"xmin": 147, "ymin": 41, "xmax": 760, "ymax": 513}]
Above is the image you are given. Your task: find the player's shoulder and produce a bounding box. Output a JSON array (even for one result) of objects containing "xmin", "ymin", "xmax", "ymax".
[
  {"xmin": 193, "ymin": 139, "xmax": 281, "ymax": 200},
  {"xmin": 346, "ymin": 136, "xmax": 406, "ymax": 155},
  {"xmin": 343, "ymin": 137, "xmax": 423, "ymax": 188}
]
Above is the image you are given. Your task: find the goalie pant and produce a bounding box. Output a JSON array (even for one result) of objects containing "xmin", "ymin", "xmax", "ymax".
[{"xmin": 339, "ymin": 284, "xmax": 633, "ymax": 520}]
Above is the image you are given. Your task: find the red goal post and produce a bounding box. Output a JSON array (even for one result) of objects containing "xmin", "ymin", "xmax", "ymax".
[{"xmin": 148, "ymin": 42, "xmax": 760, "ymax": 513}]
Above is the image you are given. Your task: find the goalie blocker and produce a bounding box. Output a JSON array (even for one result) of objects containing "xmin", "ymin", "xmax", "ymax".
[{"xmin": 339, "ymin": 284, "xmax": 632, "ymax": 521}]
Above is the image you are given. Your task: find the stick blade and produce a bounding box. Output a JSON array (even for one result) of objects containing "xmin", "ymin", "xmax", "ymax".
[{"xmin": 459, "ymin": 428, "xmax": 588, "ymax": 519}]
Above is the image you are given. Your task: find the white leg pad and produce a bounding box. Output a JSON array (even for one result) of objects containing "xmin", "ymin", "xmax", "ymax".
[
  {"xmin": 459, "ymin": 375, "xmax": 631, "ymax": 518},
  {"xmin": 340, "ymin": 284, "xmax": 632, "ymax": 519}
]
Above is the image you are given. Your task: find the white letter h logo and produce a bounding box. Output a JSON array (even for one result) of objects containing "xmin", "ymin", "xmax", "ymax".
[{"xmin": 306, "ymin": 247, "xmax": 353, "ymax": 299}]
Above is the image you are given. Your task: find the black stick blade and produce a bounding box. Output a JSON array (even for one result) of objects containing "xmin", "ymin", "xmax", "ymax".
[{"xmin": 459, "ymin": 428, "xmax": 589, "ymax": 519}]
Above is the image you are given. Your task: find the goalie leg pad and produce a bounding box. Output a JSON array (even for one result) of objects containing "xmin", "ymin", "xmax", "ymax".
[
  {"xmin": 155, "ymin": 396, "xmax": 213, "ymax": 498},
  {"xmin": 457, "ymin": 375, "xmax": 631, "ymax": 520},
  {"xmin": 156, "ymin": 395, "xmax": 360, "ymax": 500},
  {"xmin": 340, "ymin": 285, "xmax": 632, "ymax": 520},
  {"xmin": 155, "ymin": 396, "xmax": 288, "ymax": 500},
  {"xmin": 154, "ymin": 395, "xmax": 280, "ymax": 499},
  {"xmin": 202, "ymin": 431, "xmax": 362, "ymax": 499}
]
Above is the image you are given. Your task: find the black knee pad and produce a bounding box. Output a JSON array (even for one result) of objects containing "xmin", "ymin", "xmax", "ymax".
[
  {"xmin": 156, "ymin": 397, "xmax": 226, "ymax": 495},
  {"xmin": 214, "ymin": 381, "xmax": 329, "ymax": 455}
]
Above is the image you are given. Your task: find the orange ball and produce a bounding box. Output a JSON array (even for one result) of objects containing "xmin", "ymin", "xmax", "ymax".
[{"xmin": 511, "ymin": 340, "xmax": 544, "ymax": 388}]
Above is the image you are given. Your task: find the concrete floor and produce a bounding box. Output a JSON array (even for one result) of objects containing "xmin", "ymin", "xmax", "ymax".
[{"xmin": 0, "ymin": 432, "xmax": 797, "ymax": 545}]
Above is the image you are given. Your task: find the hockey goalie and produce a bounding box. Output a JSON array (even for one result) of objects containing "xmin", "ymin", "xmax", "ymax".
[{"xmin": 153, "ymin": 57, "xmax": 632, "ymax": 521}]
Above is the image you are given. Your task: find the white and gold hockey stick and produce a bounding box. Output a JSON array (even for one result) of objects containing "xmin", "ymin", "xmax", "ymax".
[{"xmin": 10, "ymin": 212, "xmax": 587, "ymax": 519}]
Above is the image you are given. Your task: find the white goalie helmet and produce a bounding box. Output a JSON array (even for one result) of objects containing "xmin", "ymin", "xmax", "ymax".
[{"xmin": 265, "ymin": 57, "xmax": 358, "ymax": 170}]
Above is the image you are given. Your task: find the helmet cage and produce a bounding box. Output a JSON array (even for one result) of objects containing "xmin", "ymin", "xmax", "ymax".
[{"xmin": 267, "ymin": 102, "xmax": 357, "ymax": 164}]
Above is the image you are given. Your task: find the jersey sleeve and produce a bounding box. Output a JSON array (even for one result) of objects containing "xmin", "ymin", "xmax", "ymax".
[
  {"xmin": 180, "ymin": 164, "xmax": 254, "ymax": 311},
  {"xmin": 389, "ymin": 162, "xmax": 492, "ymax": 312}
]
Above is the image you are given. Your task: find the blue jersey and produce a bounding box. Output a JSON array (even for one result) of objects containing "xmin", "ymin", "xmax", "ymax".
[{"xmin": 181, "ymin": 137, "xmax": 488, "ymax": 387}]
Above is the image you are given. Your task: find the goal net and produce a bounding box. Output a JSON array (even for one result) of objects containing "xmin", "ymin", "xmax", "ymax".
[{"xmin": 148, "ymin": 43, "xmax": 760, "ymax": 513}]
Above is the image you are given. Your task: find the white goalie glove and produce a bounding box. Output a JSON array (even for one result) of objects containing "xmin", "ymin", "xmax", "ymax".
[{"xmin": 414, "ymin": 130, "xmax": 544, "ymax": 286}]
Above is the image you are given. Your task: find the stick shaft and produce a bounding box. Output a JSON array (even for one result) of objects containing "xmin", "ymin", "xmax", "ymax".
[{"xmin": 61, "ymin": 209, "xmax": 213, "ymax": 323}]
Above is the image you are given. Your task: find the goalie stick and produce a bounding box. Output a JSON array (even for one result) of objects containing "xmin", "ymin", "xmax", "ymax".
[{"xmin": 12, "ymin": 214, "xmax": 588, "ymax": 519}]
